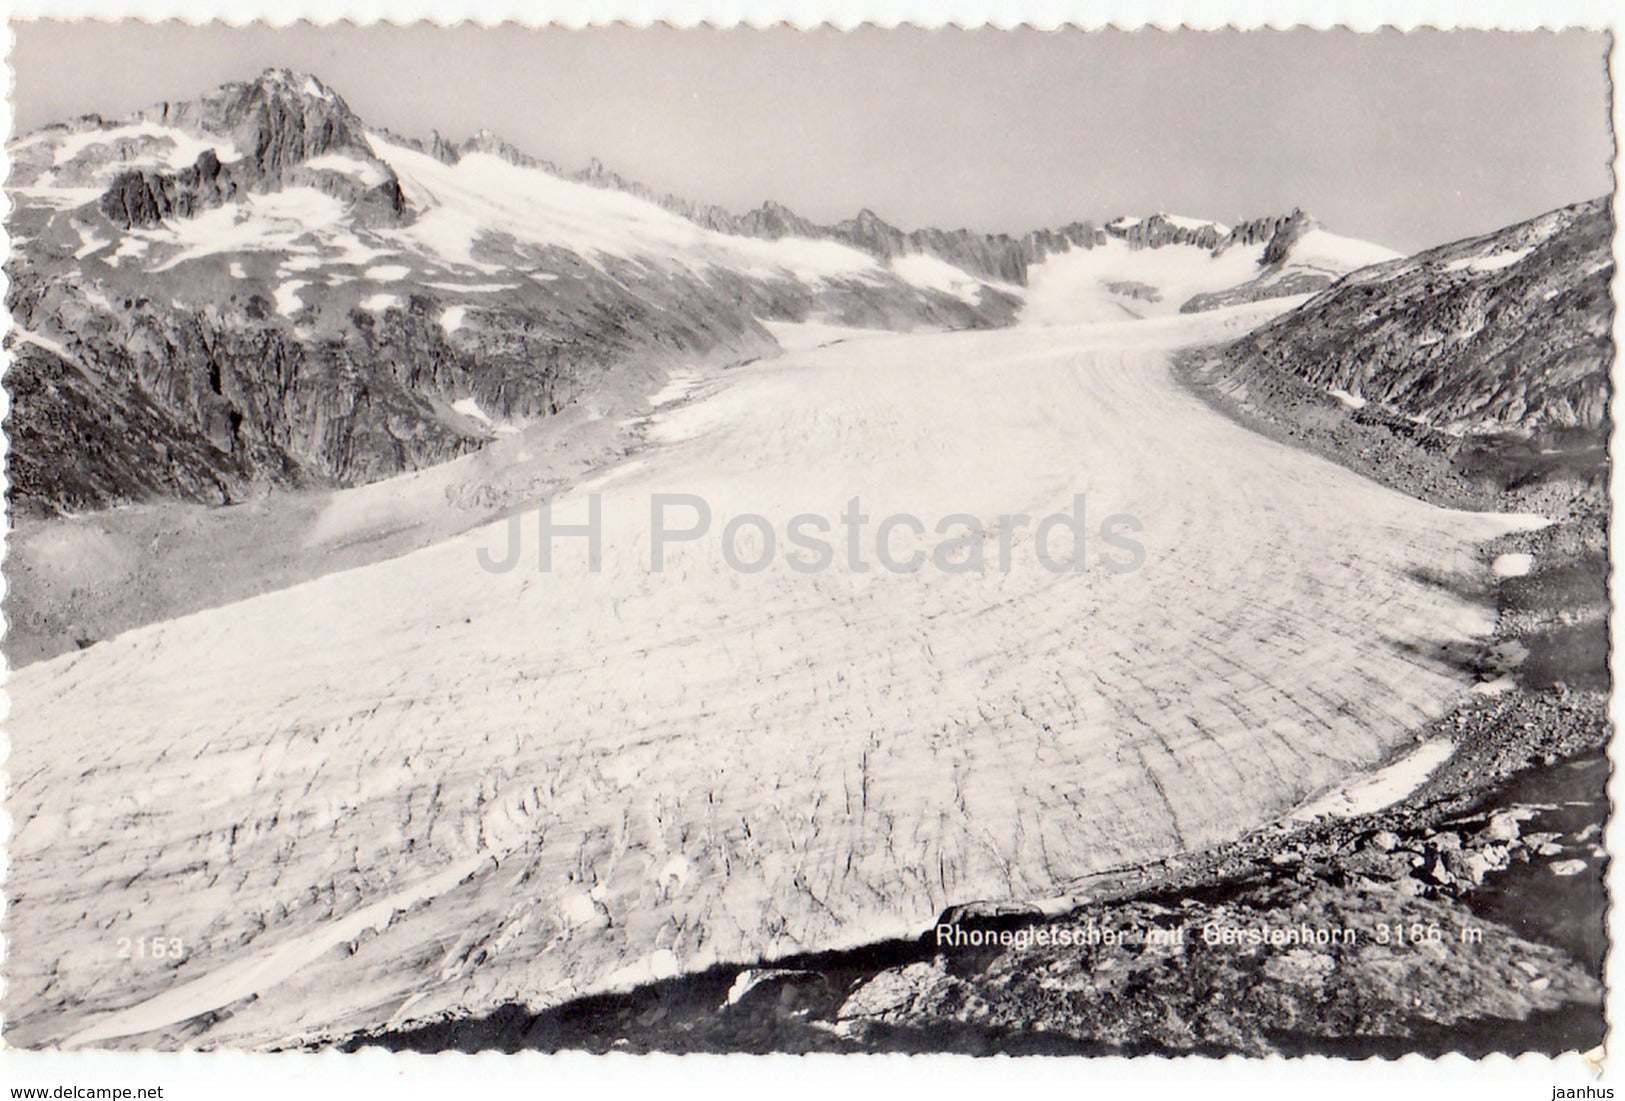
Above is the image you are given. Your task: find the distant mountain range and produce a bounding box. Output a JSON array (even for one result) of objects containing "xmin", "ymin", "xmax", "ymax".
[{"xmin": 8, "ymin": 66, "xmax": 1601, "ymax": 520}]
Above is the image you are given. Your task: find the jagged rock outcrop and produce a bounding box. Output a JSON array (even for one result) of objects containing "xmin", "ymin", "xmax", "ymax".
[
  {"xmin": 98, "ymin": 148, "xmax": 242, "ymax": 227},
  {"xmin": 95, "ymin": 70, "xmax": 406, "ymax": 229},
  {"xmin": 1211, "ymin": 197, "xmax": 1612, "ymax": 432},
  {"xmin": 1106, "ymin": 213, "xmax": 1223, "ymax": 250},
  {"xmin": 1181, "ymin": 210, "xmax": 1371, "ymax": 312},
  {"xmin": 1220, "ymin": 209, "xmax": 1310, "ymax": 253},
  {"xmin": 1258, "ymin": 209, "xmax": 1314, "ymax": 265},
  {"xmin": 137, "ymin": 68, "xmax": 370, "ymax": 173}
]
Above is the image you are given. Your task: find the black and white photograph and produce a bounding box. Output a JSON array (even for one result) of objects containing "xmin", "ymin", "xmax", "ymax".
[{"xmin": 0, "ymin": 16, "xmax": 1615, "ymax": 1077}]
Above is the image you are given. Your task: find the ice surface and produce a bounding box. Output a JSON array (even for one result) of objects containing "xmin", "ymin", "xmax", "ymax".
[
  {"xmin": 888, "ymin": 252, "xmax": 988, "ymax": 301},
  {"xmin": 760, "ymin": 319, "xmax": 901, "ymax": 353},
  {"xmin": 5, "ymin": 311, "xmax": 1544, "ymax": 1049}
]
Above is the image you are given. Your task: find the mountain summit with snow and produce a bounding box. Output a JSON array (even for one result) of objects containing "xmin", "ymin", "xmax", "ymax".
[{"xmin": 7, "ymin": 67, "xmax": 1393, "ymax": 516}]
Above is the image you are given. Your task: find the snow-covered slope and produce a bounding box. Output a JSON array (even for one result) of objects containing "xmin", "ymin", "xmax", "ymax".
[
  {"xmin": 1023, "ymin": 212, "xmax": 1399, "ymax": 325},
  {"xmin": 1022, "ymin": 232, "xmax": 1271, "ymax": 323},
  {"xmin": 364, "ymin": 133, "xmax": 886, "ymax": 284},
  {"xmin": 1181, "ymin": 220, "xmax": 1403, "ymax": 313}
]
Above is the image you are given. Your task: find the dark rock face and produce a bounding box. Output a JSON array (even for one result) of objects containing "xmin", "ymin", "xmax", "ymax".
[
  {"xmin": 1213, "ymin": 197, "xmax": 1612, "ymax": 432},
  {"xmin": 137, "ymin": 68, "xmax": 371, "ymax": 175},
  {"xmin": 1222, "ymin": 209, "xmax": 1311, "ymax": 254},
  {"xmin": 98, "ymin": 69, "xmax": 405, "ymax": 229},
  {"xmin": 1180, "ymin": 211, "xmax": 1336, "ymax": 312},
  {"xmin": 99, "ymin": 149, "xmax": 240, "ymax": 228},
  {"xmin": 1106, "ymin": 213, "xmax": 1221, "ymax": 250},
  {"xmin": 4, "ymin": 257, "xmax": 807, "ymax": 515},
  {"xmin": 7, "ymin": 340, "xmax": 253, "ymax": 513},
  {"xmin": 1258, "ymin": 209, "xmax": 1314, "ymax": 266}
]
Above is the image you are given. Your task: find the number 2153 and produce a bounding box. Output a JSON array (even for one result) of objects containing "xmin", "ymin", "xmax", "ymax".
[{"xmin": 116, "ymin": 936, "xmax": 186, "ymax": 961}]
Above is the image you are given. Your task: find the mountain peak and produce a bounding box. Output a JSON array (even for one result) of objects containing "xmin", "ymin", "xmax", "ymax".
[
  {"xmin": 249, "ymin": 67, "xmax": 337, "ymax": 101},
  {"xmin": 129, "ymin": 66, "xmax": 370, "ymax": 179}
]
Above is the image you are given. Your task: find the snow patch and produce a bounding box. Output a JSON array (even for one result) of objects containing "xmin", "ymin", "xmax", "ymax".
[
  {"xmin": 451, "ymin": 397, "xmax": 492, "ymax": 424},
  {"xmin": 1492, "ymin": 552, "xmax": 1534, "ymax": 579},
  {"xmin": 363, "ymin": 263, "xmax": 413, "ymax": 282},
  {"xmin": 1444, "ymin": 247, "xmax": 1535, "ymax": 275},
  {"xmin": 439, "ymin": 305, "xmax": 468, "ymax": 335},
  {"xmin": 109, "ymin": 237, "xmax": 150, "ymax": 266},
  {"xmin": 305, "ymin": 152, "xmax": 391, "ymax": 188},
  {"xmin": 359, "ymin": 293, "xmax": 402, "ymax": 312},
  {"xmin": 1289, "ymin": 740, "xmax": 1454, "ymax": 822},
  {"xmin": 274, "ymin": 281, "xmax": 308, "ymax": 317},
  {"xmin": 51, "ymin": 122, "xmax": 244, "ymax": 175},
  {"xmin": 73, "ymin": 225, "xmax": 109, "ymax": 260},
  {"xmin": 8, "ymin": 185, "xmax": 104, "ymax": 209},
  {"xmin": 144, "ymin": 189, "xmax": 351, "ymax": 272},
  {"xmin": 11, "ymin": 328, "xmax": 76, "ymax": 361},
  {"xmin": 888, "ymin": 253, "xmax": 987, "ymax": 302},
  {"xmin": 423, "ymin": 281, "xmax": 522, "ymax": 292}
]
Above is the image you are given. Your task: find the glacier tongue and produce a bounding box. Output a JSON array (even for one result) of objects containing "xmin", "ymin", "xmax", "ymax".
[{"xmin": 4, "ymin": 308, "xmax": 1537, "ymax": 1049}]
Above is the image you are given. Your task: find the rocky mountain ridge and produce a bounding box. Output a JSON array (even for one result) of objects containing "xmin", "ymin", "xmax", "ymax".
[
  {"xmin": 1209, "ymin": 197, "xmax": 1612, "ymax": 433},
  {"xmin": 406, "ymin": 121, "xmax": 1344, "ymax": 289}
]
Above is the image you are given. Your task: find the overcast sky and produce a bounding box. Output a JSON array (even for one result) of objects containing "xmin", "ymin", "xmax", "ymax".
[{"xmin": 9, "ymin": 22, "xmax": 1614, "ymax": 252}]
